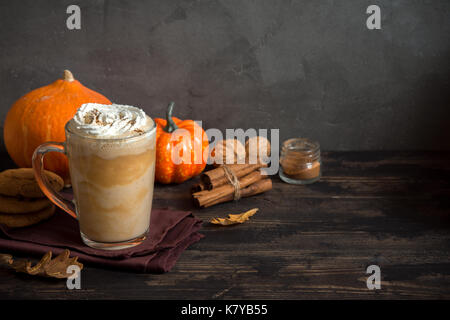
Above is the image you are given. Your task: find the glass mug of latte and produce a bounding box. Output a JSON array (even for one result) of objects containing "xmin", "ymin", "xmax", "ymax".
[{"xmin": 32, "ymin": 103, "xmax": 156, "ymax": 250}]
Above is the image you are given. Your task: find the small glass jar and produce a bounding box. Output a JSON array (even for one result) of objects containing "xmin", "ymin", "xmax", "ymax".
[{"xmin": 279, "ymin": 138, "xmax": 321, "ymax": 185}]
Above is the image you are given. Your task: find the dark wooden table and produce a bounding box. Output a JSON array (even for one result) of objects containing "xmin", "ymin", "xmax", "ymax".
[{"xmin": 1, "ymin": 151, "xmax": 449, "ymax": 299}]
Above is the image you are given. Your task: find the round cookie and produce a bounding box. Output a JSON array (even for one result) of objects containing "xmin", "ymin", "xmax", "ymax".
[
  {"xmin": 0, "ymin": 195, "xmax": 52, "ymax": 214},
  {"xmin": 0, "ymin": 168, "xmax": 64, "ymax": 198},
  {"xmin": 0, "ymin": 205, "xmax": 55, "ymax": 228}
]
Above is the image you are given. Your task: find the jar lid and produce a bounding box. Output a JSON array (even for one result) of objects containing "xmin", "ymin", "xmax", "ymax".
[{"xmin": 282, "ymin": 138, "xmax": 320, "ymax": 154}]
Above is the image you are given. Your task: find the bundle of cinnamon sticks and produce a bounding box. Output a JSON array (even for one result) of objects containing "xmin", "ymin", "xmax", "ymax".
[{"xmin": 191, "ymin": 164, "xmax": 272, "ymax": 208}]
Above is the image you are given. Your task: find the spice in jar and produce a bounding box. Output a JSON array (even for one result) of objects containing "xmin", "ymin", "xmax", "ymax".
[{"xmin": 279, "ymin": 138, "xmax": 321, "ymax": 184}]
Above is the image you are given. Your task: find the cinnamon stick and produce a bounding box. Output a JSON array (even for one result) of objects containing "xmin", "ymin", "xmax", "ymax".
[
  {"xmin": 190, "ymin": 182, "xmax": 207, "ymax": 193},
  {"xmin": 192, "ymin": 171, "xmax": 272, "ymax": 207},
  {"xmin": 193, "ymin": 170, "xmax": 264, "ymax": 207},
  {"xmin": 194, "ymin": 178, "xmax": 272, "ymax": 208},
  {"xmin": 201, "ymin": 163, "xmax": 266, "ymax": 190}
]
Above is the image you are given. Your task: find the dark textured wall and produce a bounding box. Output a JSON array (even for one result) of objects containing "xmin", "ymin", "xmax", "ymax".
[{"xmin": 0, "ymin": 0, "xmax": 449, "ymax": 151}]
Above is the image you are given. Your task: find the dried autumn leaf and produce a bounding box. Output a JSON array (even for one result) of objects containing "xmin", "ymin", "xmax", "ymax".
[
  {"xmin": 0, "ymin": 254, "xmax": 12, "ymax": 265},
  {"xmin": 0, "ymin": 249, "xmax": 83, "ymax": 279},
  {"xmin": 210, "ymin": 208, "xmax": 259, "ymax": 226}
]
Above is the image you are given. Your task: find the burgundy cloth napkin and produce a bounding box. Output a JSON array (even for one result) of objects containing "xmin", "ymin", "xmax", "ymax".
[{"xmin": 0, "ymin": 208, "xmax": 204, "ymax": 273}]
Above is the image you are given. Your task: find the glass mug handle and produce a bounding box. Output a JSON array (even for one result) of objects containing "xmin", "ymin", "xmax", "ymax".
[{"xmin": 32, "ymin": 142, "xmax": 77, "ymax": 219}]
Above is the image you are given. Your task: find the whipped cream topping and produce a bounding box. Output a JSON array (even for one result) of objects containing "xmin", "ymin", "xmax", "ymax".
[{"xmin": 70, "ymin": 103, "xmax": 152, "ymax": 138}]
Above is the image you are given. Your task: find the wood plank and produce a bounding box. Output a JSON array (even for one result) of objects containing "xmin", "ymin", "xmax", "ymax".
[{"xmin": 0, "ymin": 151, "xmax": 449, "ymax": 299}]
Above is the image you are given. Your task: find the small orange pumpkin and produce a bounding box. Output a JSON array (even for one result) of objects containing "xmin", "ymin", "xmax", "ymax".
[
  {"xmin": 3, "ymin": 70, "xmax": 111, "ymax": 183},
  {"xmin": 154, "ymin": 102, "xmax": 209, "ymax": 184}
]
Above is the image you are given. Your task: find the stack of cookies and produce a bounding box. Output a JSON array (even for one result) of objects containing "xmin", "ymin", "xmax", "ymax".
[{"xmin": 0, "ymin": 168, "xmax": 64, "ymax": 228}]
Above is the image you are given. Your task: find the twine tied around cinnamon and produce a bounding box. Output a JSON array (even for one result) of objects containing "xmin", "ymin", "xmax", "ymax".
[{"xmin": 222, "ymin": 165, "xmax": 241, "ymax": 200}]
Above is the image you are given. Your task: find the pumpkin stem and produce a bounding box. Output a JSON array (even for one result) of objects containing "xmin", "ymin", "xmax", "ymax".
[
  {"xmin": 163, "ymin": 102, "xmax": 178, "ymax": 133},
  {"xmin": 63, "ymin": 70, "xmax": 75, "ymax": 82}
]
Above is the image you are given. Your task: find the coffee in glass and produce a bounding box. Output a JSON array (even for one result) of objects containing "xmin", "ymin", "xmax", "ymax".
[{"xmin": 33, "ymin": 103, "xmax": 156, "ymax": 250}]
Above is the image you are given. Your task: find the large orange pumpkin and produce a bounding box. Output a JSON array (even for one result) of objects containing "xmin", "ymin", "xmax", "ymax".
[
  {"xmin": 154, "ymin": 102, "xmax": 209, "ymax": 184},
  {"xmin": 3, "ymin": 70, "xmax": 111, "ymax": 183}
]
